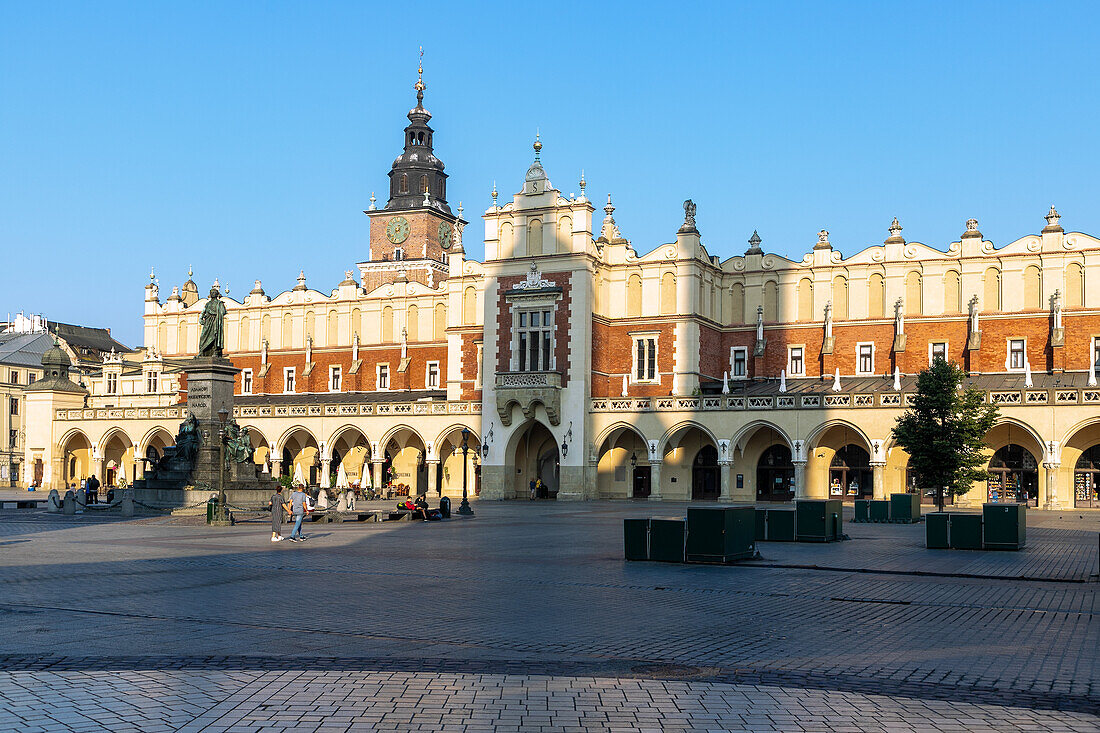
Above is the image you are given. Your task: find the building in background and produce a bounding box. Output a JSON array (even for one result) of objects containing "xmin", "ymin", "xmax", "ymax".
[{"xmin": 21, "ymin": 78, "xmax": 1100, "ymax": 509}]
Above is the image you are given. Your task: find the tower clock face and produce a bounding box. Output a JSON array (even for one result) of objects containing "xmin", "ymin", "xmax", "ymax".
[
  {"xmin": 386, "ymin": 217, "xmax": 410, "ymax": 244},
  {"xmin": 438, "ymin": 221, "xmax": 453, "ymax": 249}
]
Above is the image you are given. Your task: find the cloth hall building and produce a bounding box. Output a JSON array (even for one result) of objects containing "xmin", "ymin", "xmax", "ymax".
[{"xmin": 23, "ymin": 81, "xmax": 1100, "ymax": 510}]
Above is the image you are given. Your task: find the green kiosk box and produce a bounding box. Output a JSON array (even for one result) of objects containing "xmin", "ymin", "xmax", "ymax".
[
  {"xmin": 925, "ymin": 512, "xmax": 950, "ymax": 549},
  {"xmin": 649, "ymin": 519, "xmax": 686, "ymax": 563},
  {"xmin": 982, "ymin": 503, "xmax": 1026, "ymax": 550},
  {"xmin": 764, "ymin": 508, "xmax": 796, "ymax": 541},
  {"xmin": 948, "ymin": 513, "xmax": 983, "ymax": 550},
  {"xmin": 890, "ymin": 493, "xmax": 922, "ymax": 523},
  {"xmin": 623, "ymin": 518, "xmax": 650, "ymax": 561},
  {"xmin": 869, "ymin": 499, "xmax": 891, "ymax": 522},
  {"xmin": 686, "ymin": 506, "xmax": 756, "ymax": 563},
  {"xmin": 795, "ymin": 499, "xmax": 843, "ymax": 542},
  {"xmin": 853, "ymin": 499, "xmax": 871, "ymax": 523}
]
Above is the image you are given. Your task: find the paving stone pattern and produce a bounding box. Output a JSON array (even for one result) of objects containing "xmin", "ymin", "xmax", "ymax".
[{"xmin": 0, "ymin": 501, "xmax": 1097, "ymax": 732}]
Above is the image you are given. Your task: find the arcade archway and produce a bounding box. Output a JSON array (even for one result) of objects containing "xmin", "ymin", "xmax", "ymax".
[{"xmin": 511, "ymin": 421, "xmax": 559, "ymax": 499}]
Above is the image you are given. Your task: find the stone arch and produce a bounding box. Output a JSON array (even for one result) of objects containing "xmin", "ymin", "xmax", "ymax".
[
  {"xmin": 59, "ymin": 428, "xmax": 93, "ymax": 486},
  {"xmin": 326, "ymin": 425, "xmax": 372, "ymax": 488},
  {"xmin": 905, "ymin": 271, "xmax": 923, "ymax": 315},
  {"xmin": 943, "ymin": 270, "xmax": 962, "ymax": 314},
  {"xmin": 983, "ymin": 267, "xmax": 1002, "ymax": 311},
  {"xmin": 1023, "ymin": 265, "xmax": 1042, "ymax": 310},
  {"xmin": 240, "ymin": 424, "xmax": 271, "ymax": 468},
  {"xmin": 137, "ymin": 426, "xmax": 175, "ymax": 460},
  {"xmin": 763, "ymin": 280, "xmax": 779, "ymax": 321},
  {"xmin": 1065, "ymin": 262, "xmax": 1084, "ymax": 308},
  {"xmin": 99, "ymin": 427, "xmax": 136, "ymax": 487},
  {"xmin": 805, "ymin": 420, "xmax": 875, "ymax": 500},
  {"xmin": 504, "ymin": 417, "xmax": 560, "ymax": 500},
  {"xmin": 276, "ymin": 426, "xmax": 320, "ymax": 485},
  {"xmin": 499, "ymin": 221, "xmax": 514, "ymax": 258},
  {"xmin": 659, "ymin": 421, "xmax": 720, "ymax": 456},
  {"xmin": 731, "ymin": 420, "xmax": 794, "ymax": 452},
  {"xmin": 832, "ymin": 275, "xmax": 849, "ymax": 319},
  {"xmin": 595, "ymin": 423, "xmax": 649, "ymax": 499},
  {"xmin": 434, "ymin": 425, "xmax": 481, "ymax": 498},
  {"xmin": 658, "ymin": 422, "xmax": 720, "ymax": 501},
  {"xmin": 379, "ymin": 425, "xmax": 428, "ymax": 497},
  {"xmin": 557, "ymin": 216, "xmax": 572, "ymax": 253},
  {"xmin": 868, "ymin": 272, "xmax": 886, "ymax": 318},
  {"xmin": 730, "ymin": 282, "xmax": 745, "ymax": 324},
  {"xmin": 732, "ymin": 421, "xmax": 794, "ymax": 502}
]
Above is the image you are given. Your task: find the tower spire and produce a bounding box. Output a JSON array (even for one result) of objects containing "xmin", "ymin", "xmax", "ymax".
[{"xmin": 414, "ymin": 46, "xmax": 426, "ymax": 106}]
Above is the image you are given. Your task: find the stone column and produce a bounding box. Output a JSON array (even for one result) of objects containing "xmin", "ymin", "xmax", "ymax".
[
  {"xmin": 134, "ymin": 460, "xmax": 145, "ymax": 481},
  {"xmin": 648, "ymin": 461, "xmax": 663, "ymax": 501},
  {"xmin": 719, "ymin": 461, "xmax": 732, "ymax": 501},
  {"xmin": 92, "ymin": 457, "xmax": 104, "ymax": 484},
  {"xmin": 871, "ymin": 462, "xmax": 886, "ymax": 499},
  {"xmin": 793, "ymin": 460, "xmax": 808, "ymax": 500},
  {"xmin": 426, "ymin": 460, "xmax": 440, "ymax": 498},
  {"xmin": 320, "ymin": 458, "xmax": 331, "ymax": 490},
  {"xmin": 1043, "ymin": 463, "xmax": 1061, "ymax": 510},
  {"xmin": 372, "ymin": 461, "xmax": 384, "ymax": 495}
]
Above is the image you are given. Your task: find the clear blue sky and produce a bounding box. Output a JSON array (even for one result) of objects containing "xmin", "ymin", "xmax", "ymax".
[{"xmin": 3, "ymin": 1, "xmax": 1098, "ymax": 347}]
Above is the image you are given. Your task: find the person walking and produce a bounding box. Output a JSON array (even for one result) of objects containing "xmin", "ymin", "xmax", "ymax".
[
  {"xmin": 288, "ymin": 485, "xmax": 308, "ymax": 542},
  {"xmin": 268, "ymin": 485, "xmax": 289, "ymax": 542}
]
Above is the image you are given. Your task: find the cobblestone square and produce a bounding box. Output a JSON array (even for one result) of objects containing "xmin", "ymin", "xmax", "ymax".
[{"xmin": 0, "ymin": 501, "xmax": 1096, "ymax": 731}]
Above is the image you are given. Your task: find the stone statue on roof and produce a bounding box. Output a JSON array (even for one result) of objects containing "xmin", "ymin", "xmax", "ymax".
[{"xmin": 198, "ymin": 286, "xmax": 227, "ymax": 357}]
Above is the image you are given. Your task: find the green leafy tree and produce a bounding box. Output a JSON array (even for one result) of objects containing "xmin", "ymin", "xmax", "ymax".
[{"xmin": 891, "ymin": 359, "xmax": 999, "ymax": 510}]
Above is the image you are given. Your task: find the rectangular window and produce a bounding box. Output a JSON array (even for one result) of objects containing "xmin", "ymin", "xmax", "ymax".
[
  {"xmin": 9, "ymin": 370, "xmax": 17, "ymax": 385},
  {"xmin": 1008, "ymin": 339, "xmax": 1025, "ymax": 370},
  {"xmin": 241, "ymin": 369, "xmax": 253, "ymax": 395},
  {"xmin": 329, "ymin": 366, "xmax": 342, "ymax": 392},
  {"xmin": 283, "ymin": 367, "xmax": 296, "ymax": 393},
  {"xmin": 1093, "ymin": 337, "xmax": 1100, "ymax": 372},
  {"xmin": 146, "ymin": 371, "xmax": 159, "ymax": 393},
  {"xmin": 857, "ymin": 343, "xmax": 874, "ymax": 374},
  {"xmin": 788, "ymin": 346, "xmax": 804, "ymax": 376},
  {"xmin": 632, "ymin": 336, "xmax": 658, "ymax": 382},
  {"xmin": 426, "ymin": 361, "xmax": 440, "ymax": 388},
  {"xmin": 377, "ymin": 364, "xmax": 390, "ymax": 390},
  {"xmin": 731, "ymin": 347, "xmax": 748, "ymax": 379},
  {"xmin": 106, "ymin": 372, "xmax": 118, "ymax": 394},
  {"xmin": 9, "ymin": 398, "xmax": 17, "ymax": 416},
  {"xmin": 930, "ymin": 341, "xmax": 948, "ymax": 364},
  {"xmin": 27, "ymin": 373, "xmax": 36, "ymax": 385},
  {"xmin": 517, "ymin": 308, "xmax": 553, "ymax": 372}
]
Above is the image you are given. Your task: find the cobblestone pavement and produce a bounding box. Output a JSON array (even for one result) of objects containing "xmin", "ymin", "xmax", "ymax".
[{"xmin": 0, "ymin": 501, "xmax": 1097, "ymax": 731}]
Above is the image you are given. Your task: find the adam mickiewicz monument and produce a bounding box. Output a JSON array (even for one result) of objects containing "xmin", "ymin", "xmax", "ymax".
[{"xmin": 134, "ymin": 283, "xmax": 272, "ymax": 505}]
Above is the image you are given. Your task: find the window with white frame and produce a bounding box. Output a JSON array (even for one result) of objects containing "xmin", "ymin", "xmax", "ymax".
[
  {"xmin": 1007, "ymin": 339, "xmax": 1026, "ymax": 370},
  {"xmin": 426, "ymin": 361, "xmax": 440, "ymax": 388},
  {"xmin": 788, "ymin": 346, "xmax": 805, "ymax": 376},
  {"xmin": 329, "ymin": 366, "xmax": 342, "ymax": 392},
  {"xmin": 105, "ymin": 372, "xmax": 118, "ymax": 394},
  {"xmin": 393, "ymin": 247, "xmax": 404, "ymax": 261},
  {"xmin": 516, "ymin": 308, "xmax": 553, "ymax": 372},
  {"xmin": 1093, "ymin": 337, "xmax": 1100, "ymax": 372},
  {"xmin": 631, "ymin": 334, "xmax": 658, "ymax": 382},
  {"xmin": 377, "ymin": 363, "xmax": 390, "ymax": 390},
  {"xmin": 9, "ymin": 370, "xmax": 17, "ymax": 385},
  {"xmin": 929, "ymin": 341, "xmax": 948, "ymax": 365},
  {"xmin": 857, "ymin": 343, "xmax": 875, "ymax": 374},
  {"xmin": 283, "ymin": 367, "xmax": 296, "ymax": 393},
  {"xmin": 146, "ymin": 371, "xmax": 159, "ymax": 393},
  {"xmin": 241, "ymin": 369, "xmax": 253, "ymax": 395},
  {"xmin": 730, "ymin": 347, "xmax": 748, "ymax": 379}
]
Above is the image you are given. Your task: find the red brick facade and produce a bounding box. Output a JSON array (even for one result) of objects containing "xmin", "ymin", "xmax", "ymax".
[{"xmin": 495, "ymin": 272, "xmax": 573, "ymax": 388}]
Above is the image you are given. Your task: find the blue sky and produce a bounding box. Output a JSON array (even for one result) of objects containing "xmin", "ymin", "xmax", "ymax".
[{"xmin": 2, "ymin": 1, "xmax": 1098, "ymax": 347}]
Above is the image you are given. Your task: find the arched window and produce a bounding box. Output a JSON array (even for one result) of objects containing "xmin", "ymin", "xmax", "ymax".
[
  {"xmin": 349, "ymin": 308, "xmax": 360, "ymax": 340},
  {"xmin": 462, "ymin": 286, "xmax": 476, "ymax": 325},
  {"xmin": 304, "ymin": 310, "xmax": 315, "ymax": 340},
  {"xmin": 626, "ymin": 274, "xmax": 642, "ymax": 317},
  {"xmin": 527, "ymin": 220, "xmax": 543, "ymax": 256},
  {"xmin": 557, "ymin": 216, "xmax": 571, "ymax": 253},
  {"xmin": 944, "ymin": 270, "xmax": 961, "ymax": 313},
  {"xmin": 1066, "ymin": 262, "xmax": 1084, "ymax": 308},
  {"xmin": 281, "ymin": 313, "xmax": 292, "ymax": 349},
  {"xmin": 499, "ymin": 222, "xmax": 513, "ymax": 259},
  {"xmin": 434, "ymin": 303, "xmax": 447, "ymax": 340},
  {"xmin": 868, "ymin": 273, "xmax": 886, "ymax": 318},
  {"xmin": 906, "ymin": 271, "xmax": 923, "ymax": 315},
  {"xmin": 239, "ymin": 316, "xmax": 250, "ymax": 352},
  {"xmin": 326, "ymin": 309, "xmax": 338, "ymax": 346},
  {"xmin": 984, "ymin": 267, "xmax": 1001, "ymax": 311},
  {"xmin": 988, "ymin": 444, "xmax": 1038, "ymax": 506},
  {"xmin": 763, "ymin": 280, "xmax": 779, "ymax": 321},
  {"xmin": 832, "ymin": 275, "xmax": 848, "ymax": 319},
  {"xmin": 400, "ymin": 174, "xmax": 408, "ymax": 194},
  {"xmin": 660, "ymin": 272, "xmax": 676, "ymax": 315},
  {"xmin": 406, "ymin": 304, "xmax": 419, "ymax": 341},
  {"xmin": 730, "ymin": 283, "xmax": 745, "ymax": 324},
  {"xmin": 420, "ymin": 175, "xmax": 428, "ymax": 194},
  {"xmin": 756, "ymin": 444, "xmax": 794, "ymax": 502},
  {"xmin": 382, "ymin": 306, "xmax": 394, "ymax": 343},
  {"xmin": 157, "ymin": 321, "xmax": 168, "ymax": 353},
  {"xmin": 797, "ymin": 278, "xmax": 813, "ymax": 321},
  {"xmin": 1024, "ymin": 265, "xmax": 1042, "ymax": 310},
  {"xmin": 261, "ymin": 313, "xmax": 271, "ymax": 343}
]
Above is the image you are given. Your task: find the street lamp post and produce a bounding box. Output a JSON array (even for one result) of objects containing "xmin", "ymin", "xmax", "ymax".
[
  {"xmin": 217, "ymin": 408, "xmax": 229, "ymax": 523},
  {"xmin": 458, "ymin": 427, "xmax": 474, "ymax": 516}
]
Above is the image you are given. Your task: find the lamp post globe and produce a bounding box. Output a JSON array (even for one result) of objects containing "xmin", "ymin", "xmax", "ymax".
[{"xmin": 458, "ymin": 427, "xmax": 474, "ymax": 515}]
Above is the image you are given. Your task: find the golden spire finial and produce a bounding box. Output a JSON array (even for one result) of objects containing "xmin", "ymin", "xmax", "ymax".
[{"xmin": 414, "ymin": 46, "xmax": 425, "ymax": 94}]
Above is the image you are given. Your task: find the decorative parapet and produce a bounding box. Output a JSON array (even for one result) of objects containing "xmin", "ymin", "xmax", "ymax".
[{"xmin": 54, "ymin": 401, "xmax": 480, "ymax": 422}]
